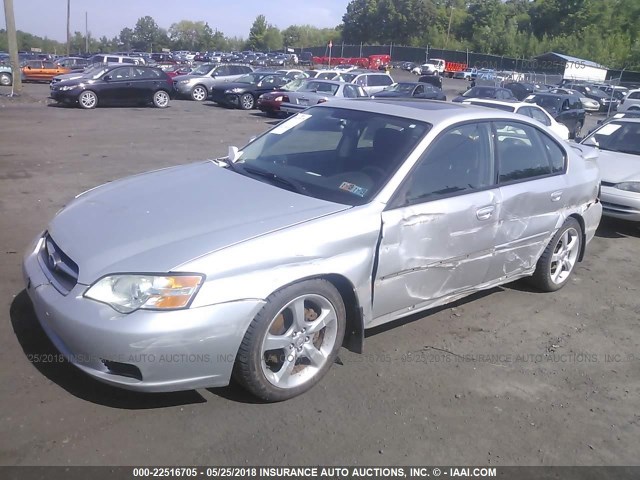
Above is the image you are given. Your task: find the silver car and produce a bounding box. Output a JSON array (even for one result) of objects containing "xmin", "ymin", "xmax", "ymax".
[
  {"xmin": 280, "ymin": 80, "xmax": 368, "ymax": 115},
  {"xmin": 173, "ymin": 64, "xmax": 253, "ymax": 101},
  {"xmin": 581, "ymin": 117, "xmax": 640, "ymax": 221},
  {"xmin": 23, "ymin": 101, "xmax": 602, "ymax": 401}
]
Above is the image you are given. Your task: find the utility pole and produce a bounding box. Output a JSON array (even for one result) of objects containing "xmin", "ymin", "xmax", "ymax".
[
  {"xmin": 66, "ymin": 0, "xmax": 71, "ymax": 56},
  {"xmin": 3, "ymin": 0, "xmax": 22, "ymax": 93},
  {"xmin": 85, "ymin": 11, "xmax": 88, "ymax": 53},
  {"xmin": 446, "ymin": 5, "xmax": 454, "ymax": 49}
]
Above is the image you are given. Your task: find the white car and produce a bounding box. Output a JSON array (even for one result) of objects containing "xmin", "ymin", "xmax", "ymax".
[
  {"xmin": 581, "ymin": 117, "xmax": 640, "ymax": 221},
  {"xmin": 618, "ymin": 89, "xmax": 640, "ymax": 112},
  {"xmin": 462, "ymin": 99, "xmax": 570, "ymax": 140}
]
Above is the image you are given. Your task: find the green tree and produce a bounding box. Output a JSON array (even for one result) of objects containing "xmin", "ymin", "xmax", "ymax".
[
  {"xmin": 247, "ymin": 15, "xmax": 269, "ymax": 50},
  {"xmin": 133, "ymin": 16, "xmax": 160, "ymax": 51}
]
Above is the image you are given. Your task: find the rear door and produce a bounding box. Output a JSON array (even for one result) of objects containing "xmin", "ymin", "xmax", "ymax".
[
  {"xmin": 490, "ymin": 120, "xmax": 568, "ymax": 280},
  {"xmin": 373, "ymin": 121, "xmax": 501, "ymax": 321}
]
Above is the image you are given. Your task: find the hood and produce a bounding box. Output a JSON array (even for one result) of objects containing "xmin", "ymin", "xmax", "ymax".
[
  {"xmin": 596, "ymin": 150, "xmax": 640, "ymax": 183},
  {"xmin": 48, "ymin": 162, "xmax": 349, "ymax": 284}
]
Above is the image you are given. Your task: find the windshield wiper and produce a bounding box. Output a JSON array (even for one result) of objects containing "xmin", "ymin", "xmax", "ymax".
[{"xmin": 243, "ymin": 165, "xmax": 307, "ymax": 194}]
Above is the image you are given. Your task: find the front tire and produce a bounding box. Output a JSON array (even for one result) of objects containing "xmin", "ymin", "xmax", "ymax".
[
  {"xmin": 528, "ymin": 218, "xmax": 582, "ymax": 292},
  {"xmin": 191, "ymin": 85, "xmax": 207, "ymax": 101},
  {"xmin": 153, "ymin": 90, "xmax": 170, "ymax": 108},
  {"xmin": 233, "ymin": 279, "xmax": 346, "ymax": 402},
  {"xmin": 239, "ymin": 93, "xmax": 255, "ymax": 110},
  {"xmin": 78, "ymin": 90, "xmax": 98, "ymax": 109},
  {"xmin": 0, "ymin": 72, "xmax": 12, "ymax": 86}
]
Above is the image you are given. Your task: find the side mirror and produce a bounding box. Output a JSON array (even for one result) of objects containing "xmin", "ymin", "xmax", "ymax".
[{"xmin": 228, "ymin": 145, "xmax": 242, "ymax": 162}]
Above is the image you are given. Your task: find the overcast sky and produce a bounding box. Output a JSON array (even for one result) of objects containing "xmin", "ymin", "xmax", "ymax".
[{"xmin": 2, "ymin": 0, "xmax": 351, "ymax": 41}]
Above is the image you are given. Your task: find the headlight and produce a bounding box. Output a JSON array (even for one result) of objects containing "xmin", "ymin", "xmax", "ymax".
[
  {"xmin": 226, "ymin": 88, "xmax": 244, "ymax": 94},
  {"xmin": 59, "ymin": 85, "xmax": 76, "ymax": 91},
  {"xmin": 614, "ymin": 182, "xmax": 640, "ymax": 193},
  {"xmin": 178, "ymin": 79, "xmax": 191, "ymax": 84},
  {"xmin": 84, "ymin": 274, "xmax": 204, "ymax": 313}
]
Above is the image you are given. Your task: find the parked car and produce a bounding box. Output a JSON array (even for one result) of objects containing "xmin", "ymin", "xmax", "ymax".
[
  {"xmin": 21, "ymin": 60, "xmax": 70, "ymax": 82},
  {"xmin": 370, "ymin": 82, "xmax": 446, "ymax": 101},
  {"xmin": 549, "ymin": 88, "xmax": 600, "ymax": 112},
  {"xmin": 280, "ymin": 80, "xmax": 367, "ymax": 115},
  {"xmin": 418, "ymin": 74, "xmax": 443, "ymax": 89},
  {"xmin": 160, "ymin": 64, "xmax": 193, "ymax": 79},
  {"xmin": 618, "ymin": 88, "xmax": 640, "ymax": 112},
  {"xmin": 274, "ymin": 69, "xmax": 308, "ymax": 80},
  {"xmin": 50, "ymin": 64, "xmax": 118, "ymax": 86},
  {"xmin": 173, "ymin": 64, "xmax": 254, "ymax": 101},
  {"xmin": 150, "ymin": 53, "xmax": 177, "ymax": 64},
  {"xmin": 0, "ymin": 64, "xmax": 13, "ymax": 86},
  {"xmin": 503, "ymin": 82, "xmax": 547, "ymax": 101},
  {"xmin": 598, "ymin": 85, "xmax": 629, "ymax": 102},
  {"xmin": 299, "ymin": 51, "xmax": 313, "ymax": 66},
  {"xmin": 451, "ymin": 86, "xmax": 517, "ymax": 103},
  {"xmin": 49, "ymin": 65, "xmax": 173, "ymax": 109},
  {"xmin": 257, "ymin": 77, "xmax": 310, "ymax": 117},
  {"xmin": 22, "ymin": 100, "xmax": 602, "ymax": 401},
  {"xmin": 88, "ymin": 54, "xmax": 143, "ymax": 66},
  {"xmin": 209, "ymin": 72, "xmax": 288, "ymax": 110},
  {"xmin": 570, "ymin": 85, "xmax": 619, "ymax": 112},
  {"xmin": 55, "ymin": 57, "xmax": 90, "ymax": 69},
  {"xmin": 580, "ymin": 118, "xmax": 640, "ymax": 221},
  {"xmin": 350, "ymin": 71, "xmax": 394, "ymax": 95},
  {"xmin": 453, "ymin": 67, "xmax": 477, "ymax": 80},
  {"xmin": 524, "ymin": 92, "xmax": 586, "ymax": 139},
  {"xmin": 462, "ymin": 99, "xmax": 570, "ymax": 140},
  {"xmin": 313, "ymin": 70, "xmax": 341, "ymax": 81}
]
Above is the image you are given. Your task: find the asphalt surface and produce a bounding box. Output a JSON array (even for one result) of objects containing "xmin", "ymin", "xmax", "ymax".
[{"xmin": 0, "ymin": 75, "xmax": 638, "ymax": 466}]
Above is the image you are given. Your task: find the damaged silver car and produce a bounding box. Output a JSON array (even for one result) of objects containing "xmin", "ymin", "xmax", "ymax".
[{"xmin": 23, "ymin": 100, "xmax": 602, "ymax": 401}]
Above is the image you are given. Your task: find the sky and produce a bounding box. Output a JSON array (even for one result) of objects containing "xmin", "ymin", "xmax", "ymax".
[{"xmin": 2, "ymin": 0, "xmax": 351, "ymax": 42}]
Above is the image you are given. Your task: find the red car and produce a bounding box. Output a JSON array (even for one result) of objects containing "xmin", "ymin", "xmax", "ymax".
[
  {"xmin": 160, "ymin": 64, "xmax": 192, "ymax": 79},
  {"xmin": 257, "ymin": 78, "xmax": 307, "ymax": 117}
]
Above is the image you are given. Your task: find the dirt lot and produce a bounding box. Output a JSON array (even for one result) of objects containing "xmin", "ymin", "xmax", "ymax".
[{"xmin": 0, "ymin": 78, "xmax": 638, "ymax": 467}]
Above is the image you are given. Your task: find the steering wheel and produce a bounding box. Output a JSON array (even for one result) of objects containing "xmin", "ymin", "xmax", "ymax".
[{"xmin": 361, "ymin": 166, "xmax": 386, "ymax": 181}]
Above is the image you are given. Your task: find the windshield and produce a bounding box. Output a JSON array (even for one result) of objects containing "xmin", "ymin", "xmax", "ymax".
[
  {"xmin": 282, "ymin": 78, "xmax": 306, "ymax": 91},
  {"xmin": 236, "ymin": 73, "xmax": 266, "ymax": 84},
  {"xmin": 386, "ymin": 83, "xmax": 415, "ymax": 93},
  {"xmin": 190, "ymin": 64, "xmax": 215, "ymax": 75},
  {"xmin": 587, "ymin": 121, "xmax": 640, "ymax": 155},
  {"xmin": 229, "ymin": 106, "xmax": 431, "ymax": 206},
  {"xmin": 526, "ymin": 95, "xmax": 562, "ymax": 110},
  {"xmin": 301, "ymin": 81, "xmax": 339, "ymax": 95},
  {"xmin": 463, "ymin": 87, "xmax": 497, "ymax": 98}
]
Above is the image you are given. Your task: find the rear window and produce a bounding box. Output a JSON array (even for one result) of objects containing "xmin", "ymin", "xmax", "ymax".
[{"xmin": 368, "ymin": 75, "xmax": 393, "ymax": 87}]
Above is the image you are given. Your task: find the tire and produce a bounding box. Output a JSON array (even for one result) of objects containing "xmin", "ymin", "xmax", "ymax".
[
  {"xmin": 233, "ymin": 279, "xmax": 346, "ymax": 402},
  {"xmin": 239, "ymin": 92, "xmax": 255, "ymax": 110},
  {"xmin": 78, "ymin": 90, "xmax": 98, "ymax": 109},
  {"xmin": 528, "ymin": 218, "xmax": 582, "ymax": 292},
  {"xmin": 0, "ymin": 72, "xmax": 12, "ymax": 86},
  {"xmin": 191, "ymin": 84, "xmax": 207, "ymax": 101},
  {"xmin": 573, "ymin": 122, "xmax": 583, "ymax": 139},
  {"xmin": 153, "ymin": 90, "xmax": 170, "ymax": 108}
]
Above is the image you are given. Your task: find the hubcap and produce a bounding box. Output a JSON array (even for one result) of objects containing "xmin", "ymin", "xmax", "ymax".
[
  {"xmin": 550, "ymin": 227, "xmax": 579, "ymax": 284},
  {"xmin": 80, "ymin": 92, "xmax": 95, "ymax": 108},
  {"xmin": 242, "ymin": 95, "xmax": 253, "ymax": 109},
  {"xmin": 261, "ymin": 294, "xmax": 338, "ymax": 389},
  {"xmin": 155, "ymin": 91, "xmax": 168, "ymax": 107},
  {"xmin": 193, "ymin": 87, "xmax": 206, "ymax": 101}
]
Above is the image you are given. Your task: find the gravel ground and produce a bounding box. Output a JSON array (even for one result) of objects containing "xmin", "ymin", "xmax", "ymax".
[{"xmin": 0, "ymin": 78, "xmax": 638, "ymax": 467}]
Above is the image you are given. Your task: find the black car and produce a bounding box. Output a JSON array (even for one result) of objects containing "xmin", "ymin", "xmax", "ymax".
[
  {"xmin": 570, "ymin": 84, "xmax": 618, "ymax": 112},
  {"xmin": 417, "ymin": 74, "xmax": 443, "ymax": 89},
  {"xmin": 209, "ymin": 72, "xmax": 288, "ymax": 110},
  {"xmin": 451, "ymin": 86, "xmax": 517, "ymax": 103},
  {"xmin": 524, "ymin": 92, "xmax": 586, "ymax": 138},
  {"xmin": 503, "ymin": 81, "xmax": 547, "ymax": 101},
  {"xmin": 50, "ymin": 65, "xmax": 174, "ymax": 109},
  {"xmin": 371, "ymin": 82, "xmax": 446, "ymax": 101}
]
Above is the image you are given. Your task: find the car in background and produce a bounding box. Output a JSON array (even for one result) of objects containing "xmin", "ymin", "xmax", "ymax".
[
  {"xmin": 280, "ymin": 80, "xmax": 367, "ymax": 115},
  {"xmin": 312, "ymin": 70, "xmax": 341, "ymax": 80},
  {"xmin": 50, "ymin": 63, "xmax": 118, "ymax": 86},
  {"xmin": 370, "ymin": 82, "xmax": 446, "ymax": 101},
  {"xmin": 268, "ymin": 55, "xmax": 288, "ymax": 67},
  {"xmin": 418, "ymin": 74, "xmax": 443, "ymax": 89},
  {"xmin": 335, "ymin": 64, "xmax": 357, "ymax": 72},
  {"xmin": 274, "ymin": 69, "xmax": 308, "ymax": 80},
  {"xmin": 453, "ymin": 67, "xmax": 477, "ymax": 80},
  {"xmin": 209, "ymin": 72, "xmax": 288, "ymax": 110},
  {"xmin": 618, "ymin": 89, "xmax": 640, "ymax": 112},
  {"xmin": 349, "ymin": 71, "xmax": 394, "ymax": 95},
  {"xmin": 88, "ymin": 54, "xmax": 143, "ymax": 66},
  {"xmin": 150, "ymin": 53, "xmax": 177, "ymax": 64},
  {"xmin": 503, "ymin": 81, "xmax": 547, "ymax": 101},
  {"xmin": 55, "ymin": 57, "xmax": 90, "ymax": 70},
  {"xmin": 22, "ymin": 100, "xmax": 601, "ymax": 402},
  {"xmin": 173, "ymin": 64, "xmax": 254, "ymax": 101},
  {"xmin": 525, "ymin": 92, "xmax": 586, "ymax": 139},
  {"xmin": 549, "ymin": 87, "xmax": 600, "ymax": 112},
  {"xmin": 451, "ymin": 86, "xmax": 517, "ymax": 103},
  {"xmin": 0, "ymin": 64, "xmax": 13, "ymax": 86},
  {"xmin": 257, "ymin": 77, "xmax": 310, "ymax": 117},
  {"xmin": 160, "ymin": 64, "xmax": 193, "ymax": 79},
  {"xmin": 299, "ymin": 51, "xmax": 314, "ymax": 66},
  {"xmin": 49, "ymin": 65, "xmax": 173, "ymax": 109},
  {"xmin": 462, "ymin": 99, "xmax": 570, "ymax": 140},
  {"xmin": 569, "ymin": 84, "xmax": 618, "ymax": 112},
  {"xmin": 580, "ymin": 118, "xmax": 640, "ymax": 221},
  {"xmin": 21, "ymin": 60, "xmax": 70, "ymax": 82},
  {"xmin": 598, "ymin": 85, "xmax": 629, "ymax": 103}
]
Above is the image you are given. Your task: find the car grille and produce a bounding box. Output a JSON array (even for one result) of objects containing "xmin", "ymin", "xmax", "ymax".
[
  {"xmin": 37, "ymin": 233, "xmax": 79, "ymax": 294},
  {"xmin": 601, "ymin": 201, "xmax": 639, "ymax": 215}
]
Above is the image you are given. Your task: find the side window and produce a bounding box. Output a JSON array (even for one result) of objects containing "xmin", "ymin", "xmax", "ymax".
[
  {"xmin": 629, "ymin": 92, "xmax": 640, "ymax": 99},
  {"xmin": 106, "ymin": 57, "xmax": 119, "ymax": 63},
  {"xmin": 215, "ymin": 65, "xmax": 230, "ymax": 76},
  {"xmin": 342, "ymin": 85, "xmax": 359, "ymax": 98},
  {"xmin": 529, "ymin": 107, "xmax": 551, "ymax": 126},
  {"xmin": 368, "ymin": 75, "xmax": 392, "ymax": 87},
  {"xmin": 539, "ymin": 132, "xmax": 566, "ymax": 173},
  {"xmin": 495, "ymin": 121, "xmax": 552, "ymax": 183},
  {"xmin": 354, "ymin": 75, "xmax": 367, "ymax": 86},
  {"xmin": 111, "ymin": 67, "xmax": 132, "ymax": 80},
  {"xmin": 399, "ymin": 122, "xmax": 494, "ymax": 204},
  {"xmin": 413, "ymin": 84, "xmax": 424, "ymax": 95}
]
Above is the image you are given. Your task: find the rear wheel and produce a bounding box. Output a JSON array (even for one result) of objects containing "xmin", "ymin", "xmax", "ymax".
[
  {"xmin": 78, "ymin": 90, "xmax": 98, "ymax": 109},
  {"xmin": 528, "ymin": 218, "xmax": 582, "ymax": 292},
  {"xmin": 153, "ymin": 90, "xmax": 170, "ymax": 108},
  {"xmin": 191, "ymin": 85, "xmax": 207, "ymax": 101},
  {"xmin": 239, "ymin": 93, "xmax": 255, "ymax": 110},
  {"xmin": 0, "ymin": 72, "xmax": 12, "ymax": 86}
]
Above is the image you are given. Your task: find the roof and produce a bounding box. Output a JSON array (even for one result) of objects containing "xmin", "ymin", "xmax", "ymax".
[{"xmin": 536, "ymin": 52, "xmax": 606, "ymax": 70}]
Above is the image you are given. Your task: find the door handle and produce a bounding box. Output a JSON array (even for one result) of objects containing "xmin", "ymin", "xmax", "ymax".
[
  {"xmin": 550, "ymin": 190, "xmax": 563, "ymax": 202},
  {"xmin": 476, "ymin": 205, "xmax": 495, "ymax": 220}
]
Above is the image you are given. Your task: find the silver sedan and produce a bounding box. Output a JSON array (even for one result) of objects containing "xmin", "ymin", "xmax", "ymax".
[
  {"xmin": 23, "ymin": 100, "xmax": 602, "ymax": 401},
  {"xmin": 280, "ymin": 80, "xmax": 367, "ymax": 115}
]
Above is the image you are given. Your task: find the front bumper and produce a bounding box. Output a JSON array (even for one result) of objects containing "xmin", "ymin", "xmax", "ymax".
[
  {"xmin": 210, "ymin": 90, "xmax": 240, "ymax": 107},
  {"xmin": 22, "ymin": 237, "xmax": 265, "ymax": 392},
  {"xmin": 600, "ymin": 186, "xmax": 640, "ymax": 221},
  {"xmin": 174, "ymin": 82, "xmax": 196, "ymax": 96},
  {"xmin": 49, "ymin": 89, "xmax": 78, "ymax": 103}
]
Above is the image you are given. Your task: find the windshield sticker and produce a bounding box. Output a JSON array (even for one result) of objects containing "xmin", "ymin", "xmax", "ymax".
[
  {"xmin": 339, "ymin": 181, "xmax": 368, "ymax": 197},
  {"xmin": 597, "ymin": 123, "xmax": 622, "ymax": 136},
  {"xmin": 270, "ymin": 113, "xmax": 312, "ymax": 135}
]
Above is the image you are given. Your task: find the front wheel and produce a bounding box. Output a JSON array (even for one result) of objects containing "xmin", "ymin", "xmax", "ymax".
[
  {"xmin": 78, "ymin": 90, "xmax": 98, "ymax": 109},
  {"xmin": 153, "ymin": 90, "xmax": 170, "ymax": 108},
  {"xmin": 0, "ymin": 72, "xmax": 12, "ymax": 86},
  {"xmin": 239, "ymin": 93, "xmax": 255, "ymax": 110},
  {"xmin": 233, "ymin": 279, "xmax": 346, "ymax": 402},
  {"xmin": 528, "ymin": 218, "xmax": 582, "ymax": 292},
  {"xmin": 191, "ymin": 85, "xmax": 207, "ymax": 101}
]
